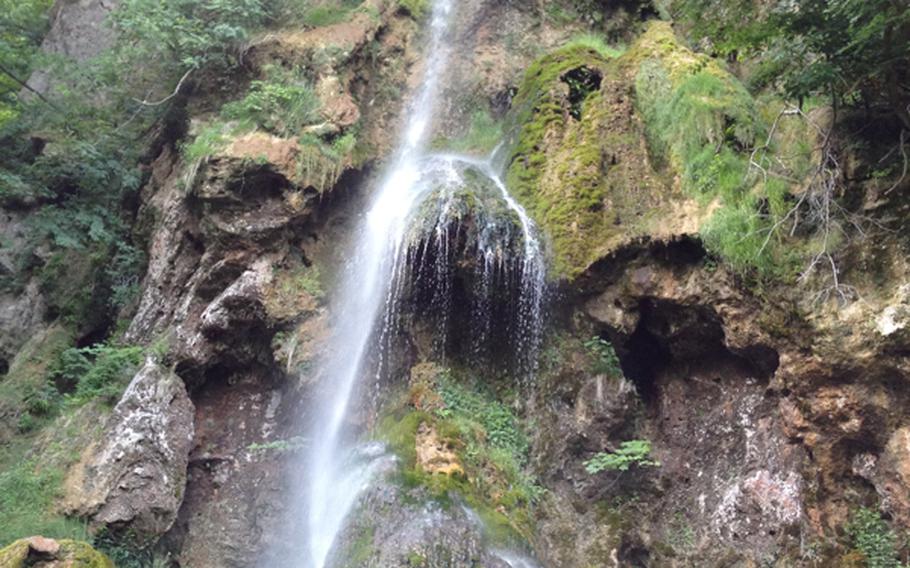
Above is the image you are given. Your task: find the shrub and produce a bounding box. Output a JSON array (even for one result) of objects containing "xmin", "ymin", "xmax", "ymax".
[
  {"xmin": 52, "ymin": 343, "xmax": 144, "ymax": 405},
  {"xmin": 584, "ymin": 440, "xmax": 659, "ymax": 474},
  {"xmin": 221, "ymin": 67, "xmax": 321, "ymax": 137}
]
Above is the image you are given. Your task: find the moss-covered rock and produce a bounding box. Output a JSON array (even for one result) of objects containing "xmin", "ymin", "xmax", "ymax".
[
  {"xmin": 504, "ymin": 41, "xmax": 676, "ymax": 280},
  {"xmin": 374, "ymin": 365, "xmax": 539, "ymax": 545},
  {"xmin": 505, "ymin": 21, "xmax": 813, "ymax": 279},
  {"xmin": 0, "ymin": 537, "xmax": 113, "ymax": 568}
]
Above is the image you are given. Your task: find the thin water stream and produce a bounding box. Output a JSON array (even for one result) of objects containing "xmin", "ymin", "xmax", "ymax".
[{"xmin": 298, "ymin": 1, "xmax": 545, "ymax": 565}]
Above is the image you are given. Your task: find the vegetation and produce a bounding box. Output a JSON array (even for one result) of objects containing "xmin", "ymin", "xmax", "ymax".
[
  {"xmin": 505, "ymin": 43, "xmax": 616, "ymax": 278},
  {"xmin": 584, "ymin": 440, "xmax": 659, "ymax": 475},
  {"xmin": 51, "ymin": 343, "xmax": 144, "ymax": 406},
  {"xmin": 672, "ymin": 0, "xmax": 910, "ymax": 129},
  {"xmin": 583, "ymin": 336, "xmax": 622, "ymax": 377},
  {"xmin": 397, "ymin": 0, "xmax": 429, "ymax": 19},
  {"xmin": 564, "ymin": 34, "xmax": 626, "ymax": 60},
  {"xmin": 221, "ymin": 66, "xmax": 321, "ymax": 138},
  {"xmin": 376, "ymin": 367, "xmax": 542, "ymax": 543},
  {"xmin": 0, "ymin": 0, "xmax": 53, "ymax": 126},
  {"xmin": 630, "ymin": 22, "xmax": 801, "ymax": 276},
  {"xmin": 0, "ymin": 459, "xmax": 87, "ymax": 546},
  {"xmin": 845, "ymin": 508, "xmax": 907, "ymax": 568}
]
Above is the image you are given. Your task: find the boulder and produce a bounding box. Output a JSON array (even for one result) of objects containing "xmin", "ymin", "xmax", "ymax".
[
  {"xmin": 0, "ymin": 537, "xmax": 113, "ymax": 568},
  {"xmin": 64, "ymin": 360, "xmax": 194, "ymax": 542}
]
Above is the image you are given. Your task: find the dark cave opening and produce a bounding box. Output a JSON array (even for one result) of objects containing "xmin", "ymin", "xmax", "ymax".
[
  {"xmin": 562, "ymin": 66, "xmax": 603, "ymax": 120},
  {"xmin": 615, "ymin": 298, "xmax": 780, "ymax": 405}
]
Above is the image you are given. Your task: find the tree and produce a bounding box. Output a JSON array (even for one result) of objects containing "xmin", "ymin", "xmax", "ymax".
[{"xmin": 0, "ymin": 0, "xmax": 53, "ymax": 124}]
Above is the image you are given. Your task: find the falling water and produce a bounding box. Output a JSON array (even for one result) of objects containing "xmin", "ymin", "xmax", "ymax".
[
  {"xmin": 299, "ymin": 0, "xmax": 545, "ymax": 565},
  {"xmin": 302, "ymin": 2, "xmax": 453, "ymax": 565}
]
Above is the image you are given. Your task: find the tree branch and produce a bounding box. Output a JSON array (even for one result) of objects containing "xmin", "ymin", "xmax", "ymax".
[
  {"xmin": 132, "ymin": 68, "xmax": 193, "ymax": 107},
  {"xmin": 0, "ymin": 62, "xmax": 60, "ymax": 110}
]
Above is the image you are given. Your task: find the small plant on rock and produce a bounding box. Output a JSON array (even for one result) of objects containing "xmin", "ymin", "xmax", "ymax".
[
  {"xmin": 583, "ymin": 336, "xmax": 622, "ymax": 377},
  {"xmin": 584, "ymin": 439, "xmax": 659, "ymax": 474},
  {"xmin": 846, "ymin": 507, "xmax": 907, "ymax": 568}
]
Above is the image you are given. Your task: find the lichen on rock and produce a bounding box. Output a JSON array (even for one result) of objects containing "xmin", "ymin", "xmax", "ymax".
[{"xmin": 63, "ymin": 359, "xmax": 194, "ymax": 543}]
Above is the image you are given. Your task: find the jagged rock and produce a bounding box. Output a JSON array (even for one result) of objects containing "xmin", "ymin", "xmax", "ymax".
[
  {"xmin": 63, "ymin": 360, "xmax": 194, "ymax": 542},
  {"xmin": 0, "ymin": 537, "xmax": 113, "ymax": 568}
]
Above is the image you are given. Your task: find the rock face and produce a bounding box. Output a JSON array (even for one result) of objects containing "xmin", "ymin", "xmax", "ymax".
[
  {"xmin": 0, "ymin": 537, "xmax": 113, "ymax": 568},
  {"xmin": 64, "ymin": 360, "xmax": 194, "ymax": 541},
  {"xmin": 27, "ymin": 0, "xmax": 120, "ymax": 95}
]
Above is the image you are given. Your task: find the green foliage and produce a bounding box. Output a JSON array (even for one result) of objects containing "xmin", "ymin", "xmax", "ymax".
[
  {"xmin": 584, "ymin": 440, "xmax": 659, "ymax": 474},
  {"xmin": 222, "ymin": 66, "xmax": 321, "ymax": 137},
  {"xmin": 52, "ymin": 343, "xmax": 144, "ymax": 405},
  {"xmin": 110, "ymin": 0, "xmax": 268, "ymax": 72},
  {"xmin": 583, "ymin": 336, "xmax": 622, "ymax": 377},
  {"xmin": 673, "ymin": 0, "xmax": 910, "ymax": 126},
  {"xmin": 0, "ymin": 459, "xmax": 87, "ymax": 547},
  {"xmin": 437, "ymin": 379, "xmax": 529, "ymax": 463},
  {"xmin": 0, "ymin": 0, "xmax": 53, "ymax": 125},
  {"xmin": 92, "ymin": 529, "xmax": 144, "ymax": 568},
  {"xmin": 846, "ymin": 508, "xmax": 907, "ymax": 568},
  {"xmin": 632, "ymin": 23, "xmax": 805, "ymax": 277},
  {"xmin": 564, "ymin": 34, "xmax": 626, "ymax": 60},
  {"xmin": 376, "ymin": 369, "xmax": 542, "ymax": 543},
  {"xmin": 397, "ymin": 0, "xmax": 428, "ymax": 19},
  {"xmin": 299, "ymin": 5, "xmax": 351, "ymax": 27}
]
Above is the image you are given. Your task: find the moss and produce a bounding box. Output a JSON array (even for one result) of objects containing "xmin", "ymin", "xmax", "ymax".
[
  {"xmin": 374, "ymin": 369, "xmax": 541, "ymax": 545},
  {"xmin": 59, "ymin": 540, "xmax": 115, "ymax": 567},
  {"xmin": 346, "ymin": 524, "xmax": 376, "ymax": 565},
  {"xmin": 629, "ymin": 21, "xmax": 810, "ymax": 277},
  {"xmin": 505, "ymin": 42, "xmax": 670, "ymax": 279},
  {"xmin": 398, "ymin": 0, "xmax": 428, "ymax": 19},
  {"xmin": 0, "ymin": 539, "xmax": 112, "ymax": 568}
]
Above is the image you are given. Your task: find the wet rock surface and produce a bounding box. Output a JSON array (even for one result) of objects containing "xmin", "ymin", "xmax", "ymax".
[{"xmin": 330, "ymin": 454, "xmax": 517, "ymax": 568}]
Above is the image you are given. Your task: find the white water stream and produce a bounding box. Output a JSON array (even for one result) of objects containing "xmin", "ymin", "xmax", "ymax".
[{"xmin": 300, "ymin": 1, "xmax": 545, "ymax": 565}]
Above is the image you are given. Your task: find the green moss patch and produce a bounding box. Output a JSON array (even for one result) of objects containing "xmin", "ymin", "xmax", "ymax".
[
  {"xmin": 0, "ymin": 538, "xmax": 113, "ymax": 567},
  {"xmin": 505, "ymin": 42, "xmax": 671, "ymax": 279},
  {"xmin": 374, "ymin": 367, "xmax": 542, "ymax": 544},
  {"xmin": 507, "ymin": 21, "xmax": 819, "ymax": 280}
]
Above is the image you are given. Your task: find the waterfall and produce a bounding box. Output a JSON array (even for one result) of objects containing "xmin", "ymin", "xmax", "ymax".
[{"xmin": 298, "ymin": 1, "xmax": 545, "ymax": 565}]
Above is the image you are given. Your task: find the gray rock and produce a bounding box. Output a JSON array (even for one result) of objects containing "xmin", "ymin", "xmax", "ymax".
[
  {"xmin": 28, "ymin": 0, "xmax": 120, "ymax": 95},
  {"xmin": 63, "ymin": 359, "xmax": 194, "ymax": 542}
]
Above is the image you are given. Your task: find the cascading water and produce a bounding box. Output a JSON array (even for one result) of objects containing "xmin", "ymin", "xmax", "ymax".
[{"xmin": 298, "ymin": 1, "xmax": 545, "ymax": 565}]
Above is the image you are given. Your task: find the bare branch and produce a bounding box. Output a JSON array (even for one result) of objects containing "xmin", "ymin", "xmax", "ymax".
[{"xmin": 133, "ymin": 68, "xmax": 193, "ymax": 107}]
